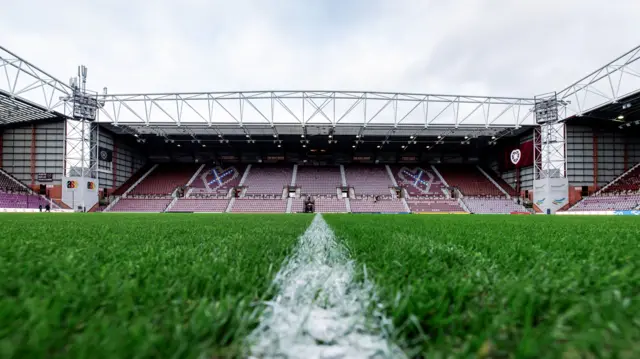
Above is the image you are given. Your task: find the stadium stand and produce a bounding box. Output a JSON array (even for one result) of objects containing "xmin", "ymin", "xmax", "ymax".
[
  {"xmin": 190, "ymin": 165, "xmax": 244, "ymax": 196},
  {"xmin": 436, "ymin": 165, "xmax": 504, "ymax": 197},
  {"xmin": 349, "ymin": 199, "xmax": 406, "ymax": 213},
  {"xmin": 600, "ymin": 165, "xmax": 640, "ymax": 194},
  {"xmin": 130, "ymin": 164, "xmax": 199, "ymax": 196},
  {"xmin": 112, "ymin": 164, "xmax": 153, "ymax": 196},
  {"xmin": 295, "ymin": 166, "xmax": 341, "ymax": 195},
  {"xmin": 406, "ymin": 199, "xmax": 465, "ymax": 213},
  {"xmin": 231, "ymin": 198, "xmax": 287, "ymax": 213},
  {"xmin": 569, "ymin": 194, "xmax": 640, "ymax": 211},
  {"xmin": 169, "ymin": 198, "xmax": 230, "ymax": 212},
  {"xmin": 291, "ymin": 197, "xmax": 347, "ymax": 213},
  {"xmin": 463, "ymin": 197, "xmax": 526, "ymax": 214},
  {"xmin": 345, "ymin": 165, "xmax": 393, "ymax": 196},
  {"xmin": 110, "ymin": 198, "xmax": 173, "ymax": 212},
  {"xmin": 391, "ymin": 166, "xmax": 446, "ymax": 198},
  {"xmin": 243, "ymin": 165, "xmax": 292, "ymax": 196},
  {"xmin": 0, "ymin": 170, "xmax": 49, "ymax": 209},
  {"xmin": 482, "ymin": 167, "xmax": 518, "ymax": 197}
]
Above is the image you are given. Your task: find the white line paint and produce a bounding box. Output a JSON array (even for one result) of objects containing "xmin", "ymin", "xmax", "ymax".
[{"xmin": 248, "ymin": 214, "xmax": 405, "ymax": 359}]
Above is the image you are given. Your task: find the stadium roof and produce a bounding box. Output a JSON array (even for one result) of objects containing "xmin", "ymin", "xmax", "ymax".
[
  {"xmin": 2, "ymin": 44, "xmax": 640, "ymax": 136},
  {"xmin": 0, "ymin": 46, "xmax": 72, "ymax": 126}
]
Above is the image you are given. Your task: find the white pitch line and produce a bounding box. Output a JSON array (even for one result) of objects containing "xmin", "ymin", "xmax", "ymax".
[{"xmin": 248, "ymin": 214, "xmax": 406, "ymax": 359}]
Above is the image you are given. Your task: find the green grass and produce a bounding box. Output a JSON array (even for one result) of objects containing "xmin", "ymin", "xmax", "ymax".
[
  {"xmin": 325, "ymin": 214, "xmax": 640, "ymax": 358},
  {"xmin": 3, "ymin": 213, "xmax": 640, "ymax": 358},
  {"xmin": 0, "ymin": 213, "xmax": 312, "ymax": 359}
]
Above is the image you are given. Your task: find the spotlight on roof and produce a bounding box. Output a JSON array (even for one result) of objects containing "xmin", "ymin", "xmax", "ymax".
[
  {"xmin": 376, "ymin": 145, "xmax": 381, "ymax": 148},
  {"xmin": 202, "ymin": 144, "xmax": 206, "ymax": 147},
  {"xmin": 491, "ymin": 136, "xmax": 496, "ymax": 140},
  {"xmin": 301, "ymin": 134, "xmax": 305, "ymax": 138},
  {"xmin": 355, "ymin": 134, "xmax": 360, "ymax": 138},
  {"xmin": 302, "ymin": 144, "xmax": 306, "ymax": 148},
  {"xmin": 410, "ymin": 135, "xmax": 415, "ymax": 139},
  {"xmin": 426, "ymin": 145, "xmax": 430, "ymax": 149},
  {"xmin": 352, "ymin": 145, "xmax": 356, "ymax": 148},
  {"xmin": 134, "ymin": 134, "xmax": 139, "ymax": 138},
  {"xmin": 328, "ymin": 134, "xmax": 332, "ymax": 138},
  {"xmin": 177, "ymin": 144, "xmax": 181, "ymax": 147},
  {"xmin": 273, "ymin": 134, "xmax": 277, "ymax": 138},
  {"xmin": 437, "ymin": 135, "xmax": 442, "ymax": 139},
  {"xmin": 277, "ymin": 144, "xmax": 281, "ymax": 148},
  {"xmin": 618, "ymin": 115, "xmax": 625, "ymax": 120}
]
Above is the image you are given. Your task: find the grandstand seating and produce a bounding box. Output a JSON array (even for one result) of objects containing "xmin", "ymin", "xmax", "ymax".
[
  {"xmin": 391, "ymin": 166, "xmax": 445, "ymax": 198},
  {"xmin": 349, "ymin": 199, "xmax": 406, "ymax": 213},
  {"xmin": 0, "ymin": 170, "xmax": 25, "ymax": 192},
  {"xmin": 483, "ymin": 168, "xmax": 518, "ymax": 197},
  {"xmin": 601, "ymin": 166, "xmax": 640, "ymax": 194},
  {"xmin": 291, "ymin": 197, "xmax": 347, "ymax": 213},
  {"xmin": 190, "ymin": 165, "xmax": 244, "ymax": 196},
  {"xmin": 295, "ymin": 166, "xmax": 341, "ymax": 195},
  {"xmin": 169, "ymin": 198, "xmax": 229, "ymax": 212},
  {"xmin": 463, "ymin": 197, "xmax": 526, "ymax": 214},
  {"xmin": 112, "ymin": 164, "xmax": 152, "ymax": 196},
  {"xmin": 406, "ymin": 199, "xmax": 465, "ymax": 213},
  {"xmin": 345, "ymin": 165, "xmax": 393, "ymax": 196},
  {"xmin": 436, "ymin": 165, "xmax": 504, "ymax": 197},
  {"xmin": 0, "ymin": 192, "xmax": 43, "ymax": 209},
  {"xmin": 0, "ymin": 170, "xmax": 50, "ymax": 209},
  {"xmin": 243, "ymin": 165, "xmax": 292, "ymax": 196},
  {"xmin": 231, "ymin": 198, "xmax": 287, "ymax": 213},
  {"xmin": 130, "ymin": 164, "xmax": 199, "ymax": 195},
  {"xmin": 109, "ymin": 198, "xmax": 172, "ymax": 212},
  {"xmin": 569, "ymin": 194, "xmax": 640, "ymax": 211}
]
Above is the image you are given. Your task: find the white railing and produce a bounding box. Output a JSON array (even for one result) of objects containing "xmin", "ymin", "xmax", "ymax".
[
  {"xmin": 594, "ymin": 162, "xmax": 640, "ymax": 196},
  {"xmin": 186, "ymin": 164, "xmax": 206, "ymax": 186},
  {"xmin": 238, "ymin": 164, "xmax": 252, "ymax": 186},
  {"xmin": 385, "ymin": 165, "xmax": 398, "ymax": 186},
  {"xmin": 476, "ymin": 165, "xmax": 510, "ymax": 199},
  {"xmin": 123, "ymin": 164, "xmax": 158, "ymax": 197},
  {"xmin": 339, "ymin": 165, "xmax": 347, "ymax": 186},
  {"xmin": 290, "ymin": 164, "xmax": 298, "ymax": 186}
]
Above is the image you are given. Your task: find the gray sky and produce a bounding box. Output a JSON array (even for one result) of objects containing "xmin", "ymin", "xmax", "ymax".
[{"xmin": 2, "ymin": 0, "xmax": 639, "ymax": 97}]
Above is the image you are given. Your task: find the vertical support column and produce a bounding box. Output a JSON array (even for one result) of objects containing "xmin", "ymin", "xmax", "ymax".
[
  {"xmin": 593, "ymin": 132, "xmax": 598, "ymax": 189},
  {"xmin": 0, "ymin": 128, "xmax": 3, "ymax": 167},
  {"xmin": 112, "ymin": 141, "xmax": 118, "ymax": 190},
  {"xmin": 624, "ymin": 137, "xmax": 629, "ymax": 172},
  {"xmin": 30, "ymin": 124, "xmax": 36, "ymax": 186}
]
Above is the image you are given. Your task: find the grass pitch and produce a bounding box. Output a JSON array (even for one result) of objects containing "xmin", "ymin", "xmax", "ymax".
[
  {"xmin": 325, "ymin": 214, "xmax": 640, "ymax": 358},
  {"xmin": 1, "ymin": 213, "xmax": 639, "ymax": 358},
  {"xmin": 0, "ymin": 214, "xmax": 312, "ymax": 358}
]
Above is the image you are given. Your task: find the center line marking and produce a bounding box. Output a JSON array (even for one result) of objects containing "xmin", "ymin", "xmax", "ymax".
[{"xmin": 248, "ymin": 214, "xmax": 406, "ymax": 359}]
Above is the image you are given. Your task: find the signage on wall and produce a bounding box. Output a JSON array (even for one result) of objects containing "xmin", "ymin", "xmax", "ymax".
[
  {"xmin": 37, "ymin": 173, "xmax": 53, "ymax": 182},
  {"xmin": 510, "ymin": 149, "xmax": 521, "ymax": 165},
  {"xmin": 66, "ymin": 180, "xmax": 78, "ymax": 189},
  {"xmin": 87, "ymin": 181, "xmax": 96, "ymax": 190}
]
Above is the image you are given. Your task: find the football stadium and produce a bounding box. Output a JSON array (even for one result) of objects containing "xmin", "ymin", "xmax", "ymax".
[{"xmin": 2, "ymin": 39, "xmax": 640, "ymax": 358}]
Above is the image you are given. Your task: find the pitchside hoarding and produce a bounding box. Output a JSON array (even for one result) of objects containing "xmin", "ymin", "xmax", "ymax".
[
  {"xmin": 61, "ymin": 177, "xmax": 99, "ymax": 211},
  {"xmin": 533, "ymin": 178, "xmax": 569, "ymax": 214}
]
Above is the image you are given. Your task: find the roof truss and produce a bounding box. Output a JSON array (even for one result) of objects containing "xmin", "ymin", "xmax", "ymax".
[{"xmin": 558, "ymin": 45, "xmax": 640, "ymax": 118}]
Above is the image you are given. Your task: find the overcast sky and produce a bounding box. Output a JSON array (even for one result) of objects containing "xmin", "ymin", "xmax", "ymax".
[{"xmin": 2, "ymin": 0, "xmax": 639, "ymax": 97}]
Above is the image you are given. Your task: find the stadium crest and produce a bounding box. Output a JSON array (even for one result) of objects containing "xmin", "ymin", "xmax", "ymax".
[{"xmin": 510, "ymin": 149, "xmax": 521, "ymax": 165}]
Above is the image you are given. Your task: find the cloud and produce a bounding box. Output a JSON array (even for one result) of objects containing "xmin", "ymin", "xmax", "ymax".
[{"xmin": 1, "ymin": 0, "xmax": 639, "ymax": 97}]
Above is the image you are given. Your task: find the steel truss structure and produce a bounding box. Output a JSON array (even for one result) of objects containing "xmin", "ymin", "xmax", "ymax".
[
  {"xmin": 533, "ymin": 93, "xmax": 566, "ymax": 180},
  {"xmin": 96, "ymin": 92, "xmax": 536, "ymax": 140},
  {"xmin": 558, "ymin": 45, "xmax": 640, "ymax": 119},
  {"xmin": 0, "ymin": 46, "xmax": 71, "ymax": 124}
]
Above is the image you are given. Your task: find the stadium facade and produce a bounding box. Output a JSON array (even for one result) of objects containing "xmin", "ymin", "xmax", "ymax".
[{"xmin": 1, "ymin": 44, "xmax": 639, "ymax": 214}]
